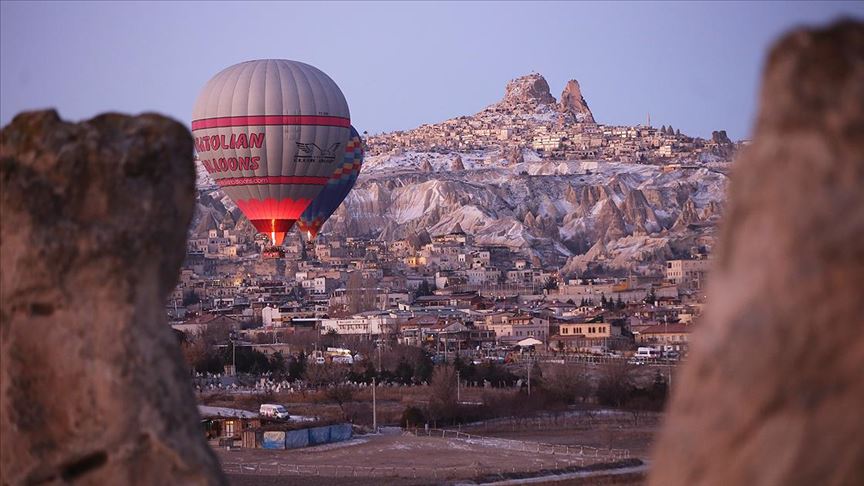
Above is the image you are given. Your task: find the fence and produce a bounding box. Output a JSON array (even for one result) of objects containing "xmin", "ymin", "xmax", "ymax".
[
  {"xmin": 466, "ymin": 411, "xmax": 663, "ymax": 431},
  {"xmin": 221, "ymin": 460, "xmax": 628, "ymax": 479},
  {"xmin": 222, "ymin": 463, "xmax": 525, "ymax": 479},
  {"xmin": 406, "ymin": 428, "xmax": 630, "ymax": 461}
]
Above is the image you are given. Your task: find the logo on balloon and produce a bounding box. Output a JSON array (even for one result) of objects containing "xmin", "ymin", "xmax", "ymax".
[{"xmin": 295, "ymin": 142, "xmax": 341, "ymax": 164}]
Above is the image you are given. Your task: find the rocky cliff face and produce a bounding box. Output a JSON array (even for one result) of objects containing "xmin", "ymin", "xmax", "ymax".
[
  {"xmin": 314, "ymin": 157, "xmax": 726, "ymax": 272},
  {"xmin": 196, "ymin": 149, "xmax": 726, "ymax": 274},
  {"xmin": 192, "ymin": 68, "xmax": 728, "ymax": 275},
  {"xmin": 0, "ymin": 111, "xmax": 225, "ymax": 484},
  {"xmin": 496, "ymin": 73, "xmax": 557, "ymax": 110},
  {"xmin": 651, "ymin": 20, "xmax": 864, "ymax": 485},
  {"xmin": 559, "ymin": 79, "xmax": 595, "ymax": 123}
]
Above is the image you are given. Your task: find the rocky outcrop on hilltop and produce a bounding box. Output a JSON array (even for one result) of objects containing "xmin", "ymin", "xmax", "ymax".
[
  {"xmin": 711, "ymin": 130, "xmax": 732, "ymax": 145},
  {"xmin": 651, "ymin": 21, "xmax": 864, "ymax": 486},
  {"xmin": 0, "ymin": 111, "xmax": 225, "ymax": 484},
  {"xmin": 494, "ymin": 73, "xmax": 557, "ymax": 110},
  {"xmin": 559, "ymin": 79, "xmax": 595, "ymax": 123}
]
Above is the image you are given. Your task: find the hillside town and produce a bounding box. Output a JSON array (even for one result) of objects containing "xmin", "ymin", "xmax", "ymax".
[
  {"xmin": 177, "ymin": 73, "xmax": 723, "ymax": 366},
  {"xmin": 364, "ymin": 74, "xmax": 742, "ymax": 164},
  {"xmin": 169, "ymin": 72, "xmax": 727, "ymax": 476},
  {"xmin": 171, "ymin": 224, "xmax": 708, "ymax": 364}
]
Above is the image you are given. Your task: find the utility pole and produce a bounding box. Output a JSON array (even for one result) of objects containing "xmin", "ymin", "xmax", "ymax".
[
  {"xmin": 456, "ymin": 370, "xmax": 461, "ymax": 403},
  {"xmin": 372, "ymin": 377, "xmax": 378, "ymax": 433},
  {"xmin": 527, "ymin": 354, "xmax": 531, "ymax": 396},
  {"xmin": 229, "ymin": 330, "xmax": 237, "ymax": 376},
  {"xmin": 665, "ymin": 314, "xmax": 672, "ymax": 393}
]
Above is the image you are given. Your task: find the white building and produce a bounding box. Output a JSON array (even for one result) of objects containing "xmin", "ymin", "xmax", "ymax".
[
  {"xmin": 262, "ymin": 305, "xmax": 285, "ymax": 328},
  {"xmin": 320, "ymin": 313, "xmax": 399, "ymax": 337}
]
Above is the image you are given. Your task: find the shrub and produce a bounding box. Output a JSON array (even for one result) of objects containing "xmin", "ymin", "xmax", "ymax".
[{"xmin": 400, "ymin": 406, "xmax": 426, "ymax": 428}]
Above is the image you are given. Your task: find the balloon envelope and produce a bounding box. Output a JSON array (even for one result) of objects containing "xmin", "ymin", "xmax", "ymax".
[
  {"xmin": 192, "ymin": 59, "xmax": 351, "ymax": 245},
  {"xmin": 298, "ymin": 126, "xmax": 364, "ymax": 239}
]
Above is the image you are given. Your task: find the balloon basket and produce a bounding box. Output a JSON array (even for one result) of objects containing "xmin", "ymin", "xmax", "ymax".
[{"xmin": 261, "ymin": 246, "xmax": 285, "ymax": 259}]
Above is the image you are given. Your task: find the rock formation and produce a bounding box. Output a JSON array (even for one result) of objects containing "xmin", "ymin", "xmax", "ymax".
[
  {"xmin": 451, "ymin": 155, "xmax": 465, "ymax": 171},
  {"xmin": 0, "ymin": 111, "xmax": 225, "ymax": 484},
  {"xmin": 710, "ymin": 129, "xmax": 732, "ymax": 145},
  {"xmin": 594, "ymin": 199, "xmax": 628, "ymax": 242},
  {"xmin": 621, "ymin": 189, "xmax": 661, "ymax": 233},
  {"xmin": 650, "ymin": 21, "xmax": 864, "ymax": 485},
  {"xmin": 506, "ymin": 146, "xmax": 524, "ymax": 165},
  {"xmin": 671, "ymin": 197, "xmax": 700, "ymax": 231},
  {"xmin": 496, "ymin": 73, "xmax": 556, "ymax": 110},
  {"xmin": 559, "ymin": 79, "xmax": 595, "ymax": 123}
]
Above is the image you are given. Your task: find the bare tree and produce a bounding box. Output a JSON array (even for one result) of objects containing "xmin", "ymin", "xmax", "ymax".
[
  {"xmin": 362, "ymin": 275, "xmax": 377, "ymax": 311},
  {"xmin": 428, "ymin": 365, "xmax": 458, "ymax": 424},
  {"xmin": 303, "ymin": 363, "xmax": 353, "ymax": 419},
  {"xmin": 596, "ymin": 361, "xmax": 636, "ymax": 408},
  {"xmin": 541, "ymin": 363, "xmax": 593, "ymax": 403}
]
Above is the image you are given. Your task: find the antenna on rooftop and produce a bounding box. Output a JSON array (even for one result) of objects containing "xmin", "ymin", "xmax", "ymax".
[{"xmin": 647, "ymin": 112, "xmax": 651, "ymax": 127}]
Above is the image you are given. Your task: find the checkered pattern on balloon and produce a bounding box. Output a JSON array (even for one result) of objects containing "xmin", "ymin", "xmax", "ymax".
[{"xmin": 298, "ymin": 128, "xmax": 364, "ymax": 238}]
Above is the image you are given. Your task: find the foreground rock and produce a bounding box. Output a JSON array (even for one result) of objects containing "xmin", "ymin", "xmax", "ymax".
[
  {"xmin": 650, "ymin": 21, "xmax": 864, "ymax": 485},
  {"xmin": 0, "ymin": 111, "xmax": 225, "ymax": 484}
]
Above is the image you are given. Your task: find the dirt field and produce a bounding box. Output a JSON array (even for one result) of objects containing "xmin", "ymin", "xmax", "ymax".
[{"xmin": 217, "ymin": 426, "xmax": 650, "ymax": 485}]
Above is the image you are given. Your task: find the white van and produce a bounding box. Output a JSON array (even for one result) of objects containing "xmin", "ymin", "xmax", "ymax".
[
  {"xmin": 634, "ymin": 347, "xmax": 661, "ymax": 359},
  {"xmin": 259, "ymin": 404, "xmax": 290, "ymax": 419}
]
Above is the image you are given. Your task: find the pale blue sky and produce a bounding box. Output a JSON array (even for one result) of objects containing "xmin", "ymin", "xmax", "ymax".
[{"xmin": 2, "ymin": 1, "xmax": 862, "ymax": 140}]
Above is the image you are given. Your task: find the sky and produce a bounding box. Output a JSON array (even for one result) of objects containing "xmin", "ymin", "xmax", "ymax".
[{"xmin": 1, "ymin": 1, "xmax": 862, "ymax": 141}]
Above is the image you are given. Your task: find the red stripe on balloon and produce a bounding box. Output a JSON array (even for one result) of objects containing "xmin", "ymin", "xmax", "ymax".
[
  {"xmin": 217, "ymin": 176, "xmax": 329, "ymax": 187},
  {"xmin": 191, "ymin": 115, "xmax": 350, "ymax": 130}
]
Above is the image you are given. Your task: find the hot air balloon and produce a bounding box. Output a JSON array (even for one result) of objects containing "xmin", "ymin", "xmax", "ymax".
[
  {"xmin": 297, "ymin": 126, "xmax": 364, "ymax": 240},
  {"xmin": 192, "ymin": 60, "xmax": 351, "ymax": 246}
]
